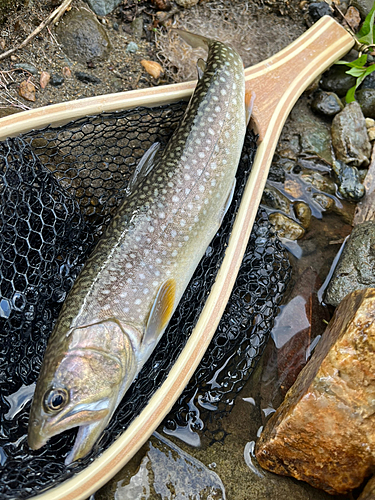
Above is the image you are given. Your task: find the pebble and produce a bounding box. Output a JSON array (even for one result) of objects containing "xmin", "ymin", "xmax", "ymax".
[
  {"xmin": 126, "ymin": 42, "xmax": 138, "ymax": 53},
  {"xmin": 308, "ymin": 2, "xmax": 333, "ymax": 21},
  {"xmin": 344, "ymin": 6, "xmax": 361, "ymax": 30},
  {"xmin": 320, "ymin": 65, "xmax": 356, "ymax": 97},
  {"xmin": 293, "ymin": 201, "xmax": 312, "ymax": 229},
  {"xmin": 13, "ymin": 63, "xmax": 38, "ymax": 75},
  {"xmin": 368, "ymin": 127, "xmax": 375, "ymax": 141},
  {"xmin": 85, "ymin": 0, "xmax": 122, "ymax": 16},
  {"xmin": 50, "ymin": 74, "xmax": 64, "ymax": 87},
  {"xmin": 311, "ymin": 91, "xmax": 343, "ymax": 117},
  {"xmin": 39, "ymin": 71, "xmax": 50, "ymax": 89},
  {"xmin": 140, "ymin": 59, "xmax": 164, "ymax": 79},
  {"xmin": 312, "ymin": 192, "xmax": 334, "ymax": 212},
  {"xmin": 365, "ymin": 118, "xmax": 375, "ymax": 128},
  {"xmin": 356, "ymin": 88, "xmax": 375, "ymax": 119},
  {"xmin": 18, "ymin": 80, "xmax": 36, "ymax": 102},
  {"xmin": 75, "ymin": 72, "xmax": 101, "ymax": 84},
  {"xmin": 62, "ymin": 66, "xmax": 72, "ymax": 78},
  {"xmin": 332, "ymin": 160, "xmax": 365, "ymax": 201},
  {"xmin": 269, "ymin": 212, "xmax": 305, "ymax": 240},
  {"xmin": 262, "ymin": 183, "xmax": 291, "ymax": 213}
]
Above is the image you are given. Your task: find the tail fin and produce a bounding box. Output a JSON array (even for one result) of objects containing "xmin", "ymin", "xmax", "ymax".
[{"xmin": 173, "ymin": 29, "xmax": 212, "ymax": 51}]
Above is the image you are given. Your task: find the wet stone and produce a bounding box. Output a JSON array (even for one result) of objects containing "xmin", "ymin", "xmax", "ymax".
[
  {"xmin": 356, "ymin": 88, "xmax": 375, "ymax": 119},
  {"xmin": 268, "ymin": 212, "xmax": 305, "ymax": 240},
  {"xmin": 94, "ymin": 432, "xmax": 226, "ymax": 499},
  {"xmin": 54, "ymin": 5, "xmax": 111, "ymax": 64},
  {"xmin": 325, "ymin": 220, "xmax": 375, "ymax": 306},
  {"xmin": 312, "ymin": 192, "xmax": 334, "ymax": 212},
  {"xmin": 256, "ymin": 287, "xmax": 375, "ymax": 495},
  {"xmin": 293, "ymin": 201, "xmax": 311, "ymax": 229},
  {"xmin": 300, "ymin": 168, "xmax": 336, "ymax": 195},
  {"xmin": 262, "ymin": 184, "xmax": 291, "ymax": 213},
  {"xmin": 311, "ymin": 91, "xmax": 344, "ymax": 117},
  {"xmin": 332, "ymin": 159, "xmax": 365, "ymax": 201},
  {"xmin": 331, "ymin": 101, "xmax": 371, "ymax": 167},
  {"xmin": 361, "ymin": 71, "xmax": 375, "ymax": 90},
  {"xmin": 320, "ymin": 64, "xmax": 357, "ymax": 97}
]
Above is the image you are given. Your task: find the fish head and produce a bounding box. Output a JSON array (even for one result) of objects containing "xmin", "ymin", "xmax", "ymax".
[{"xmin": 28, "ymin": 320, "xmax": 137, "ymax": 464}]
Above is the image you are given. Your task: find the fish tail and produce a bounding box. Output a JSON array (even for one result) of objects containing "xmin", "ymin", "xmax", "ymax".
[{"xmin": 173, "ymin": 29, "xmax": 212, "ymax": 51}]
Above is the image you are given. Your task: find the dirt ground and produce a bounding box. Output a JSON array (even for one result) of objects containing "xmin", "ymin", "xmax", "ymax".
[{"xmin": 0, "ymin": 0, "xmax": 307, "ymax": 114}]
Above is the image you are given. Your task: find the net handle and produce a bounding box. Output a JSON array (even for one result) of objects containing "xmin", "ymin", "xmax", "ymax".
[{"xmin": 8, "ymin": 16, "xmax": 353, "ymax": 500}]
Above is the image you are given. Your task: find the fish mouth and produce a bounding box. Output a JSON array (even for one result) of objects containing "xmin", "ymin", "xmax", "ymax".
[{"xmin": 28, "ymin": 400, "xmax": 110, "ymax": 456}]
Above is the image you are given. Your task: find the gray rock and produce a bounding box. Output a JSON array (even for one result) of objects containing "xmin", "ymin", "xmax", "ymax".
[
  {"xmin": 356, "ymin": 88, "xmax": 375, "ymax": 119},
  {"xmin": 320, "ymin": 65, "xmax": 356, "ymax": 97},
  {"xmin": 50, "ymin": 74, "xmax": 64, "ymax": 86},
  {"xmin": 131, "ymin": 17, "xmax": 143, "ymax": 40},
  {"xmin": 332, "ymin": 160, "xmax": 365, "ymax": 201},
  {"xmin": 54, "ymin": 5, "xmax": 111, "ymax": 64},
  {"xmin": 331, "ymin": 101, "xmax": 371, "ymax": 167},
  {"xmin": 325, "ymin": 221, "xmax": 375, "ymax": 306},
  {"xmin": 126, "ymin": 42, "xmax": 138, "ymax": 53},
  {"xmin": 350, "ymin": 0, "xmax": 374, "ymax": 18},
  {"xmin": 360, "ymin": 72, "xmax": 375, "ymax": 90},
  {"xmin": 311, "ymin": 91, "xmax": 344, "ymax": 117},
  {"xmin": 85, "ymin": 0, "xmax": 122, "ymax": 16},
  {"xmin": 13, "ymin": 63, "xmax": 38, "ymax": 75},
  {"xmin": 95, "ymin": 432, "xmax": 226, "ymax": 499},
  {"xmin": 75, "ymin": 71, "xmax": 101, "ymax": 84}
]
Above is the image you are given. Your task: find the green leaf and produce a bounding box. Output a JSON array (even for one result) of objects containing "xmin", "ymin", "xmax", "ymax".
[
  {"xmin": 363, "ymin": 63, "xmax": 375, "ymax": 77},
  {"xmin": 345, "ymin": 85, "xmax": 357, "ymax": 103},
  {"xmin": 357, "ymin": 1, "xmax": 375, "ymax": 45},
  {"xmin": 335, "ymin": 54, "xmax": 368, "ymax": 68},
  {"xmin": 346, "ymin": 67, "xmax": 366, "ymax": 77}
]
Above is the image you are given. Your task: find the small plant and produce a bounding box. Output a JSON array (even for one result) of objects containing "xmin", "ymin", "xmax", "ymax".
[{"xmin": 336, "ymin": 2, "xmax": 375, "ymax": 102}]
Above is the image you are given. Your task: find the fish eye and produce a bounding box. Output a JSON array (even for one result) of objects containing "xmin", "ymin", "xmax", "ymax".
[{"xmin": 44, "ymin": 388, "xmax": 69, "ymax": 413}]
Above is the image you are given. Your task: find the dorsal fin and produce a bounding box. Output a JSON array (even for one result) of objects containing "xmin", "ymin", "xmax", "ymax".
[
  {"xmin": 126, "ymin": 142, "xmax": 160, "ymax": 196},
  {"xmin": 144, "ymin": 278, "xmax": 176, "ymax": 346},
  {"xmin": 196, "ymin": 58, "xmax": 206, "ymax": 80},
  {"xmin": 173, "ymin": 29, "xmax": 211, "ymax": 51}
]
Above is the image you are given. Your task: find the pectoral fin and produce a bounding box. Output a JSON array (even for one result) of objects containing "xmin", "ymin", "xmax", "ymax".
[
  {"xmin": 144, "ymin": 278, "xmax": 176, "ymax": 346},
  {"xmin": 196, "ymin": 58, "xmax": 206, "ymax": 79},
  {"xmin": 245, "ymin": 90, "xmax": 256, "ymax": 126},
  {"xmin": 174, "ymin": 29, "xmax": 211, "ymax": 51},
  {"xmin": 126, "ymin": 142, "xmax": 161, "ymax": 195}
]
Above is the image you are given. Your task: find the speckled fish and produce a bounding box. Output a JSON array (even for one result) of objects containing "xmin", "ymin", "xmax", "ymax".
[{"xmin": 28, "ymin": 30, "xmax": 253, "ymax": 464}]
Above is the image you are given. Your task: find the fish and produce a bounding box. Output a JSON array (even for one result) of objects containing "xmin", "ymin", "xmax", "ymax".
[{"xmin": 28, "ymin": 30, "xmax": 253, "ymax": 465}]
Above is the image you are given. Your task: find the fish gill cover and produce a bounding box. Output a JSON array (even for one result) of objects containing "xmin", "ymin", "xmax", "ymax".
[{"xmin": 0, "ymin": 103, "xmax": 290, "ymax": 499}]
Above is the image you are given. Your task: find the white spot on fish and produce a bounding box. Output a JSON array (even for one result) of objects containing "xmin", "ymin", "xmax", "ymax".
[
  {"xmin": 143, "ymin": 288, "xmax": 149, "ymax": 295},
  {"xmin": 172, "ymin": 195, "xmax": 179, "ymax": 203},
  {"xmin": 126, "ymin": 263, "xmax": 133, "ymax": 269},
  {"xmin": 180, "ymin": 219, "xmax": 186, "ymax": 227},
  {"xmin": 139, "ymin": 273, "xmax": 145, "ymax": 280},
  {"xmin": 127, "ymin": 278, "xmax": 133, "ymax": 284},
  {"xmin": 197, "ymin": 169, "xmax": 203, "ymax": 176},
  {"xmin": 171, "ymin": 250, "xmax": 178, "ymax": 257},
  {"xmin": 171, "ymin": 230, "xmax": 177, "ymax": 238},
  {"xmin": 135, "ymin": 298, "xmax": 141, "ymax": 305},
  {"xmin": 199, "ymin": 185, "xmax": 205, "ymax": 193},
  {"xmin": 102, "ymin": 289, "xmax": 110, "ymax": 295}
]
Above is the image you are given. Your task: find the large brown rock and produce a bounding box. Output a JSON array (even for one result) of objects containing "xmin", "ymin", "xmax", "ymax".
[{"xmin": 255, "ymin": 288, "xmax": 375, "ymax": 495}]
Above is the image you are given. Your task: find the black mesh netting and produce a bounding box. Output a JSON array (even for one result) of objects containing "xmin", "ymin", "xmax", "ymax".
[{"xmin": 0, "ymin": 102, "xmax": 291, "ymax": 499}]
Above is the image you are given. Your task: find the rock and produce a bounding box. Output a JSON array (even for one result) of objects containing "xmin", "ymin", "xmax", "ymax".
[
  {"xmin": 268, "ymin": 160, "xmax": 287, "ymax": 183},
  {"xmin": 94, "ymin": 432, "xmax": 226, "ymax": 499},
  {"xmin": 308, "ymin": 2, "xmax": 333, "ymax": 21},
  {"xmin": 268, "ymin": 213, "xmax": 305, "ymax": 240},
  {"xmin": 331, "ymin": 101, "xmax": 371, "ymax": 167},
  {"xmin": 62, "ymin": 66, "xmax": 72, "ymax": 78},
  {"xmin": 354, "ymin": 143, "xmax": 375, "ymax": 224},
  {"xmin": 39, "ymin": 71, "xmax": 50, "ymax": 89},
  {"xmin": 175, "ymin": 0, "xmax": 200, "ymax": 6},
  {"xmin": 255, "ymin": 288, "xmax": 375, "ymax": 495},
  {"xmin": 350, "ymin": 0, "xmax": 374, "ymax": 19},
  {"xmin": 357, "ymin": 88, "xmax": 375, "ymax": 119},
  {"xmin": 332, "ymin": 159, "xmax": 365, "ymax": 200},
  {"xmin": 74, "ymin": 71, "xmax": 101, "ymax": 84},
  {"xmin": 50, "ymin": 73, "xmax": 64, "ymax": 86},
  {"xmin": 312, "ymin": 192, "xmax": 335, "ymax": 212},
  {"xmin": 262, "ymin": 184, "xmax": 291, "ymax": 213},
  {"xmin": 293, "ymin": 201, "xmax": 311, "ymax": 229},
  {"xmin": 311, "ymin": 91, "xmax": 344, "ymax": 117},
  {"xmin": 0, "ymin": 0, "xmax": 17, "ymax": 25},
  {"xmin": 325, "ymin": 221, "xmax": 375, "ymax": 306},
  {"xmin": 141, "ymin": 59, "xmax": 164, "ymax": 79},
  {"xmin": 13, "ymin": 63, "xmax": 38, "ymax": 75},
  {"xmin": 359, "ymin": 476, "xmax": 375, "ymax": 500},
  {"xmin": 320, "ymin": 65, "xmax": 356, "ymax": 97},
  {"xmin": 368, "ymin": 127, "xmax": 375, "ymax": 141},
  {"xmin": 366, "ymin": 118, "xmax": 375, "ymax": 128},
  {"xmin": 54, "ymin": 5, "xmax": 111, "ymax": 64},
  {"xmin": 344, "ymin": 5, "xmax": 361, "ymax": 30},
  {"xmin": 131, "ymin": 17, "xmax": 143, "ymax": 40},
  {"xmin": 151, "ymin": 0, "xmax": 171, "ymax": 10},
  {"xmin": 85, "ymin": 0, "xmax": 122, "ymax": 16},
  {"xmin": 300, "ymin": 169, "xmax": 336, "ymax": 194},
  {"xmin": 126, "ymin": 41, "xmax": 138, "ymax": 53},
  {"xmin": 361, "ymin": 72, "xmax": 375, "ymax": 90},
  {"xmin": 18, "ymin": 80, "xmax": 36, "ymax": 102}
]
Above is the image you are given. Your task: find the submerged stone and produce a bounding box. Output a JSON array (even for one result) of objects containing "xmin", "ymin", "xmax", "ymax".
[
  {"xmin": 54, "ymin": 5, "xmax": 111, "ymax": 63},
  {"xmin": 262, "ymin": 184, "xmax": 291, "ymax": 214},
  {"xmin": 268, "ymin": 213, "xmax": 305, "ymax": 240},
  {"xmin": 255, "ymin": 288, "xmax": 375, "ymax": 495},
  {"xmin": 325, "ymin": 220, "xmax": 375, "ymax": 306},
  {"xmin": 94, "ymin": 432, "xmax": 226, "ymax": 499},
  {"xmin": 293, "ymin": 201, "xmax": 311, "ymax": 229},
  {"xmin": 331, "ymin": 101, "xmax": 371, "ymax": 167},
  {"xmin": 357, "ymin": 88, "xmax": 375, "ymax": 119},
  {"xmin": 332, "ymin": 159, "xmax": 365, "ymax": 201}
]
